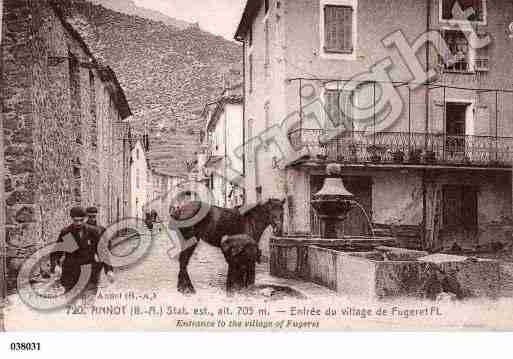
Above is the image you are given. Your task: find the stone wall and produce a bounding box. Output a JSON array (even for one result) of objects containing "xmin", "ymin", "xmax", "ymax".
[{"xmin": 1, "ymin": 0, "xmax": 130, "ymax": 291}]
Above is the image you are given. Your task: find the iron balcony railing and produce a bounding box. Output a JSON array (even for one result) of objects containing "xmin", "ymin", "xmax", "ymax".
[{"xmin": 288, "ymin": 129, "xmax": 513, "ymax": 167}]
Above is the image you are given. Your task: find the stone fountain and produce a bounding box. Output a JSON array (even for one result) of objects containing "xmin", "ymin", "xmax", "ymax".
[
  {"xmin": 311, "ymin": 163, "xmax": 355, "ymax": 239},
  {"xmin": 270, "ymin": 163, "xmax": 501, "ymax": 300}
]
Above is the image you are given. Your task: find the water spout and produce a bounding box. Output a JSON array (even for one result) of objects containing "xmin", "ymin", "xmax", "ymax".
[{"xmin": 349, "ymin": 200, "xmax": 375, "ymax": 238}]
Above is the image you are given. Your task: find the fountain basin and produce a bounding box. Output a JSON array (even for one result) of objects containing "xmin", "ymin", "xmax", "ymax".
[{"xmin": 270, "ymin": 237, "xmax": 500, "ymax": 299}]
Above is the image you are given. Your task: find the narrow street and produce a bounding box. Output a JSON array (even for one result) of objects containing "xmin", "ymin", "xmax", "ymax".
[{"xmin": 4, "ymin": 225, "xmax": 336, "ymax": 331}]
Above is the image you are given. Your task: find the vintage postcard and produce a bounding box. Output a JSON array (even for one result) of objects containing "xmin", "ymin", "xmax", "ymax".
[{"xmin": 2, "ymin": 0, "xmax": 513, "ymax": 334}]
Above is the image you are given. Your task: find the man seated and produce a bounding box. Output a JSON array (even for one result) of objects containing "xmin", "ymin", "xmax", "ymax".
[{"xmin": 220, "ymin": 234, "xmax": 260, "ymax": 294}]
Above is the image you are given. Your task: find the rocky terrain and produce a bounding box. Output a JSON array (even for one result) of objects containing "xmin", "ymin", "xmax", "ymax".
[
  {"xmin": 89, "ymin": 0, "xmax": 193, "ymax": 29},
  {"xmin": 59, "ymin": 0, "xmax": 242, "ymax": 175}
]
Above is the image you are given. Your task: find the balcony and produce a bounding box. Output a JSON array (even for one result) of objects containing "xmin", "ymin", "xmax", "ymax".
[{"xmin": 288, "ymin": 129, "xmax": 513, "ymax": 168}]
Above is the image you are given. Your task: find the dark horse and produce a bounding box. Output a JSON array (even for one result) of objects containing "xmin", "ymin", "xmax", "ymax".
[{"xmin": 169, "ymin": 198, "xmax": 285, "ymax": 294}]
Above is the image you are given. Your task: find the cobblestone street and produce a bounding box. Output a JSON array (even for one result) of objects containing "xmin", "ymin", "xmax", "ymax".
[{"xmin": 4, "ymin": 226, "xmax": 336, "ymax": 331}]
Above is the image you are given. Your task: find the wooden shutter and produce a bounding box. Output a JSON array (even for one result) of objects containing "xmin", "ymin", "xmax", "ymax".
[
  {"xmin": 325, "ymin": 90, "xmax": 341, "ymax": 126},
  {"xmin": 339, "ymin": 91, "xmax": 353, "ymax": 130},
  {"xmin": 324, "ymin": 5, "xmax": 353, "ymax": 53},
  {"xmin": 325, "ymin": 90, "xmax": 354, "ymax": 128}
]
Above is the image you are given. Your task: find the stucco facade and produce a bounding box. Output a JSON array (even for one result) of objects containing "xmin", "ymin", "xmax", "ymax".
[
  {"xmin": 129, "ymin": 141, "xmax": 148, "ymax": 220},
  {"xmin": 236, "ymin": 0, "xmax": 513, "ymax": 251},
  {"xmin": 199, "ymin": 85, "xmax": 245, "ymax": 208}
]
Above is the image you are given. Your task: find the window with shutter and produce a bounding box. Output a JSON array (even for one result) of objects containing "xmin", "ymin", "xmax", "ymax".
[{"xmin": 324, "ymin": 5, "xmax": 353, "ymax": 54}]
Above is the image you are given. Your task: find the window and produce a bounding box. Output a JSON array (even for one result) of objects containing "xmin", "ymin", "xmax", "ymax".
[
  {"xmin": 323, "ymin": 5, "xmax": 354, "ymax": 54},
  {"xmin": 136, "ymin": 148, "xmax": 140, "ymax": 160},
  {"xmin": 265, "ymin": 0, "xmax": 270, "ymax": 14},
  {"xmin": 69, "ymin": 51, "xmax": 82, "ymax": 144},
  {"xmin": 441, "ymin": 30, "xmax": 473, "ymax": 72},
  {"xmin": 440, "ymin": 0, "xmax": 485, "ymax": 24},
  {"xmin": 324, "ymin": 89, "xmax": 354, "ymax": 129},
  {"xmin": 248, "ymin": 54, "xmax": 253, "ymax": 93},
  {"xmin": 89, "ymin": 70, "xmax": 97, "ymax": 148},
  {"xmin": 136, "ymin": 169, "xmax": 140, "ymax": 189},
  {"xmin": 264, "ymin": 19, "xmax": 270, "ymax": 76}
]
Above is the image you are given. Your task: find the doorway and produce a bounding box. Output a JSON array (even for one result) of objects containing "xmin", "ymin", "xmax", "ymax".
[{"xmin": 445, "ymin": 102, "xmax": 469, "ymax": 158}]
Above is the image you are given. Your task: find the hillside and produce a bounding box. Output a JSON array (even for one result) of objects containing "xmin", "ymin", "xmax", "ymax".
[
  {"xmin": 89, "ymin": 0, "xmax": 192, "ymax": 30},
  {"xmin": 59, "ymin": 0, "xmax": 242, "ymax": 175}
]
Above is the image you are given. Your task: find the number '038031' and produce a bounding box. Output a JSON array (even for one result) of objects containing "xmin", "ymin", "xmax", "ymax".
[{"xmin": 10, "ymin": 342, "xmax": 41, "ymax": 351}]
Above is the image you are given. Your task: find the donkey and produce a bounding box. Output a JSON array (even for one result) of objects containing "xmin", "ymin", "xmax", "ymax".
[{"xmin": 169, "ymin": 198, "xmax": 285, "ymax": 294}]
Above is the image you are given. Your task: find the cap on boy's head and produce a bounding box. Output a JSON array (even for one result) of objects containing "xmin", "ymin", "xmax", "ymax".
[
  {"xmin": 70, "ymin": 206, "xmax": 86, "ymax": 219},
  {"xmin": 86, "ymin": 206, "xmax": 98, "ymax": 215}
]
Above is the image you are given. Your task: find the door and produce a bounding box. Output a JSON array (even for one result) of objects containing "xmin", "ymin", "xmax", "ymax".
[
  {"xmin": 311, "ymin": 175, "xmax": 372, "ymax": 236},
  {"xmin": 441, "ymin": 184, "xmax": 478, "ymax": 246},
  {"xmin": 445, "ymin": 102, "xmax": 468, "ymax": 159}
]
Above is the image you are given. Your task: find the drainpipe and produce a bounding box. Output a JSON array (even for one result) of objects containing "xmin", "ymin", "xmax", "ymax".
[
  {"xmin": 236, "ymin": 34, "xmax": 246, "ymax": 203},
  {"xmin": 224, "ymin": 107, "xmax": 228, "ymax": 207},
  {"xmin": 422, "ymin": 0, "xmax": 431, "ymax": 250}
]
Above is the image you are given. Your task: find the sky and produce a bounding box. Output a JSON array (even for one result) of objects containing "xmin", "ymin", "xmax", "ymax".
[{"xmin": 133, "ymin": 0, "xmax": 247, "ymax": 40}]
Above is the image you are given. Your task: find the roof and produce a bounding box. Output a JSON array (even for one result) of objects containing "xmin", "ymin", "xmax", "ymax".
[
  {"xmin": 49, "ymin": 0, "xmax": 132, "ymax": 119},
  {"xmin": 203, "ymin": 83, "xmax": 243, "ymax": 132},
  {"xmin": 234, "ymin": 0, "xmax": 262, "ymax": 41}
]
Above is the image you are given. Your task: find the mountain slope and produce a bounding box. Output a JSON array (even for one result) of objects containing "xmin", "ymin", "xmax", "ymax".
[
  {"xmin": 89, "ymin": 0, "xmax": 192, "ymax": 30},
  {"xmin": 60, "ymin": 0, "xmax": 242, "ymax": 175}
]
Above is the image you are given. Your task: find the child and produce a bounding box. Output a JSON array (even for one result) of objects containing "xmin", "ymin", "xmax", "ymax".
[{"xmin": 220, "ymin": 234, "xmax": 260, "ymax": 294}]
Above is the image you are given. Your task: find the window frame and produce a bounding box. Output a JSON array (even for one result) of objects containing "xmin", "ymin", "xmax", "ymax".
[
  {"xmin": 319, "ymin": 0, "xmax": 358, "ymax": 61},
  {"xmin": 440, "ymin": 28, "xmax": 476, "ymax": 74},
  {"xmin": 439, "ymin": 0, "xmax": 487, "ymax": 26}
]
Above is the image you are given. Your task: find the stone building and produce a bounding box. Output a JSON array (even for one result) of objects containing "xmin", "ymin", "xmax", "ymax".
[
  {"xmin": 235, "ymin": 0, "xmax": 513, "ymax": 251},
  {"xmin": 1, "ymin": 0, "xmax": 132, "ymax": 289},
  {"xmin": 197, "ymin": 84, "xmax": 245, "ymax": 208}
]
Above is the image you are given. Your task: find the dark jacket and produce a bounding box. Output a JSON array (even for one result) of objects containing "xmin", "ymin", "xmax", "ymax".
[{"xmin": 50, "ymin": 223, "xmax": 106, "ymax": 290}]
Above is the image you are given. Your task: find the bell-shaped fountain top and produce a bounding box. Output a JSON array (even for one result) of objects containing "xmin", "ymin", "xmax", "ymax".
[
  {"xmin": 311, "ymin": 163, "xmax": 356, "ymax": 238},
  {"xmin": 315, "ymin": 164, "xmax": 354, "ymax": 199}
]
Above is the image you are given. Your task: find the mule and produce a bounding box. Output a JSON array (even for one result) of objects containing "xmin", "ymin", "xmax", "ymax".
[{"xmin": 169, "ymin": 198, "xmax": 285, "ymax": 294}]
